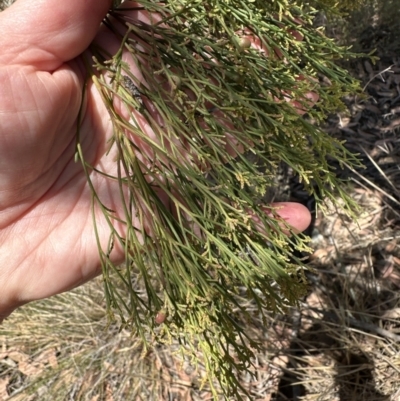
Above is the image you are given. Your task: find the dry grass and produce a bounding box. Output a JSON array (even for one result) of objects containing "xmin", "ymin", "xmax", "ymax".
[
  {"xmin": 0, "ymin": 279, "xmax": 164, "ymax": 400},
  {"xmin": 2, "ymin": 0, "xmax": 400, "ymax": 400},
  {"xmin": 287, "ymin": 189, "xmax": 400, "ymax": 401}
]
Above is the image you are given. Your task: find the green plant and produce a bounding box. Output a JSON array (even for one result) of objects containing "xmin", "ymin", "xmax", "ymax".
[
  {"xmin": 309, "ymin": 0, "xmax": 366, "ymax": 13},
  {"xmin": 77, "ymin": 1, "xmax": 363, "ymax": 398}
]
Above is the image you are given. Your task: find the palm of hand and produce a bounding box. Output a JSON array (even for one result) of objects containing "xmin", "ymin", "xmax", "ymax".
[
  {"xmin": 0, "ymin": 66, "xmax": 114, "ymax": 308},
  {"xmin": 0, "ymin": 0, "xmax": 117, "ymax": 314}
]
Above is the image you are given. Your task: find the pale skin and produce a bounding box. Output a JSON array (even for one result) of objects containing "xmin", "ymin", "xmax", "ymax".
[{"xmin": 0, "ymin": 0, "xmax": 312, "ymax": 320}]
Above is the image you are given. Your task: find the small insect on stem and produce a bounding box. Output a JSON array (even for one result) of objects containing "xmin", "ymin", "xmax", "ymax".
[{"xmin": 121, "ymin": 75, "xmax": 144, "ymax": 110}]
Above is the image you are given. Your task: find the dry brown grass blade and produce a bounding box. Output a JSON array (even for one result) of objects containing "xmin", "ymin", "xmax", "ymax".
[
  {"xmin": 343, "ymin": 160, "xmax": 400, "ymax": 208},
  {"xmin": 359, "ymin": 145, "xmax": 400, "ymax": 197}
]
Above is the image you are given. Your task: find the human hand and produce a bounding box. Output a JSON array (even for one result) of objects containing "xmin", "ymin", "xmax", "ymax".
[{"xmin": 0, "ymin": 0, "xmax": 312, "ymax": 319}]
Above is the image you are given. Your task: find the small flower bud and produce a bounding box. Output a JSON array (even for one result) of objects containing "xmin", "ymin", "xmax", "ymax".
[
  {"xmin": 170, "ymin": 75, "xmax": 182, "ymax": 90},
  {"xmin": 238, "ymin": 37, "xmax": 252, "ymax": 49}
]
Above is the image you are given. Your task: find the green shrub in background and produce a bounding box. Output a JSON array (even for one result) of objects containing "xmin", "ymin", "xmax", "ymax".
[
  {"xmin": 309, "ymin": 0, "xmax": 365, "ymax": 13},
  {"xmin": 75, "ymin": 1, "xmax": 370, "ymax": 398},
  {"xmin": 311, "ymin": 0, "xmax": 400, "ymax": 56},
  {"xmin": 349, "ymin": 0, "xmax": 400, "ymax": 56}
]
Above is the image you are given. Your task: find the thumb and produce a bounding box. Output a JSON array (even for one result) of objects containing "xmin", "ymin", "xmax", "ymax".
[{"xmin": 0, "ymin": 0, "xmax": 112, "ymax": 70}]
